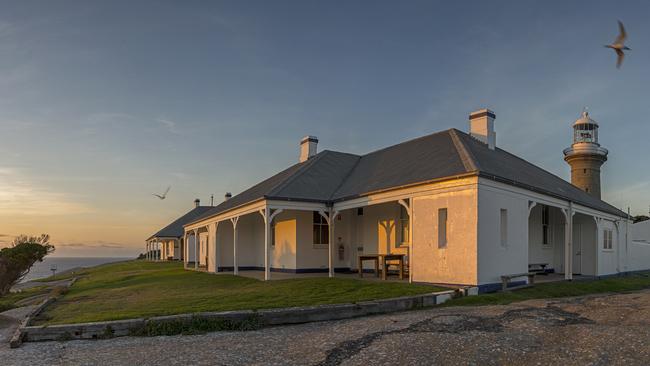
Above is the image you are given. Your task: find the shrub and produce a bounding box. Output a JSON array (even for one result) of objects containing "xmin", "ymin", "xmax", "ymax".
[{"xmin": 0, "ymin": 234, "xmax": 54, "ymax": 296}]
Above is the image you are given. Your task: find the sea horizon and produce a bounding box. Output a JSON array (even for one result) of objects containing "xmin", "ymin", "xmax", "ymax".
[{"xmin": 21, "ymin": 256, "xmax": 134, "ymax": 283}]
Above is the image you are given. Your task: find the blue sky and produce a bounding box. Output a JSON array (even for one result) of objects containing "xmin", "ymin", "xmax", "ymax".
[{"xmin": 0, "ymin": 1, "xmax": 648, "ymax": 256}]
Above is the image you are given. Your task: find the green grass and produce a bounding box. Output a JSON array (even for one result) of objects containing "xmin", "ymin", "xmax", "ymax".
[
  {"xmin": 36, "ymin": 260, "xmax": 444, "ymax": 325},
  {"xmin": 445, "ymin": 272, "xmax": 650, "ymax": 307},
  {"xmin": 0, "ymin": 286, "xmax": 51, "ymax": 312}
]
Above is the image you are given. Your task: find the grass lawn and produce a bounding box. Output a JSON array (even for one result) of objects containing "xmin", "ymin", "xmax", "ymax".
[
  {"xmin": 0, "ymin": 286, "xmax": 51, "ymax": 313},
  {"xmin": 445, "ymin": 272, "xmax": 650, "ymax": 307},
  {"xmin": 36, "ymin": 260, "xmax": 444, "ymax": 325}
]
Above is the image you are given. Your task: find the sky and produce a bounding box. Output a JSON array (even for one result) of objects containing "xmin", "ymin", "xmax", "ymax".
[{"xmin": 0, "ymin": 1, "xmax": 649, "ymax": 257}]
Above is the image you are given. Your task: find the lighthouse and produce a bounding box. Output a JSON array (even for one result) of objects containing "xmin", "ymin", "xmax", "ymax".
[{"xmin": 563, "ymin": 110, "xmax": 609, "ymax": 198}]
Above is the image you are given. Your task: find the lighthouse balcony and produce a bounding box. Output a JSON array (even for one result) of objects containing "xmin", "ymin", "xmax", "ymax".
[{"xmin": 563, "ymin": 144, "xmax": 608, "ymax": 158}]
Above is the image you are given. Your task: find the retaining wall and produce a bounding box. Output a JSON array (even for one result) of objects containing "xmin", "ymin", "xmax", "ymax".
[{"xmin": 20, "ymin": 288, "xmax": 474, "ymax": 343}]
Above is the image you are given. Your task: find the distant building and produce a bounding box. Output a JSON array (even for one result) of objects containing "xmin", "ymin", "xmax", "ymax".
[
  {"xmin": 147, "ymin": 108, "xmax": 650, "ymax": 292},
  {"xmin": 145, "ymin": 199, "xmax": 211, "ymax": 261}
]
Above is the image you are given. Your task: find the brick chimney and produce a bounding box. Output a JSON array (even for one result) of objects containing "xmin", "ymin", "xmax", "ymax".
[
  {"xmin": 299, "ymin": 136, "xmax": 318, "ymax": 162},
  {"xmin": 469, "ymin": 109, "xmax": 496, "ymax": 150}
]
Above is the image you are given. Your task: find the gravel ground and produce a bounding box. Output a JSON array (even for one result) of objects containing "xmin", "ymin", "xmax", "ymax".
[{"xmin": 3, "ymin": 289, "xmax": 650, "ymax": 366}]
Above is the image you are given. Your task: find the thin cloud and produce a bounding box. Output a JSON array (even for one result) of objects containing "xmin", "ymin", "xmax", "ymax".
[
  {"xmin": 57, "ymin": 241, "xmax": 126, "ymax": 249},
  {"xmin": 155, "ymin": 118, "xmax": 181, "ymax": 135},
  {"xmin": 0, "ymin": 167, "xmax": 91, "ymax": 216}
]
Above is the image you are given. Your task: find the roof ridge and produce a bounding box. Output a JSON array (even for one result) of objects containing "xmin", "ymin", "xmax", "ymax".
[
  {"xmin": 360, "ymin": 128, "xmax": 458, "ymax": 158},
  {"xmin": 329, "ymin": 154, "xmax": 363, "ymax": 201},
  {"xmin": 267, "ymin": 151, "xmax": 329, "ymax": 197},
  {"xmin": 449, "ymin": 129, "xmax": 480, "ymax": 172},
  {"xmin": 320, "ymin": 149, "xmax": 361, "ymax": 158}
]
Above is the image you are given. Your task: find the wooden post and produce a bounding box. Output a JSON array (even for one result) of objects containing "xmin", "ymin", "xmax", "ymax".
[
  {"xmin": 263, "ymin": 207, "xmax": 270, "ymax": 281},
  {"xmin": 194, "ymin": 229, "xmax": 199, "ymax": 270},
  {"xmin": 231, "ymin": 217, "xmax": 239, "ymax": 275}
]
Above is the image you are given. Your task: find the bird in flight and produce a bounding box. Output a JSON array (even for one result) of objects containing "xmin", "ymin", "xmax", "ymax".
[
  {"xmin": 152, "ymin": 186, "xmax": 171, "ymax": 200},
  {"xmin": 605, "ymin": 20, "xmax": 630, "ymax": 69}
]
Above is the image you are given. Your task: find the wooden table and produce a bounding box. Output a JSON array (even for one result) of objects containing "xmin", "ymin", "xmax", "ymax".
[
  {"xmin": 358, "ymin": 254, "xmax": 406, "ymax": 280},
  {"xmin": 358, "ymin": 255, "xmax": 380, "ymax": 278},
  {"xmin": 380, "ymin": 254, "xmax": 406, "ymax": 280}
]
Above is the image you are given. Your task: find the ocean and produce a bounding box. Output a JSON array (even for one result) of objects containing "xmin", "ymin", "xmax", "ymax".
[{"xmin": 20, "ymin": 257, "xmax": 132, "ymax": 283}]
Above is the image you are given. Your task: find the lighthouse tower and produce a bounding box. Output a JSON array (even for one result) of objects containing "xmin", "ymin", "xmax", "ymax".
[{"xmin": 563, "ymin": 110, "xmax": 609, "ymax": 198}]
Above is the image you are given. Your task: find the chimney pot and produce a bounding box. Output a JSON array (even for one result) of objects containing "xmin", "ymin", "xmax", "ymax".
[
  {"xmin": 469, "ymin": 109, "xmax": 496, "ymax": 150},
  {"xmin": 194, "ymin": 198, "xmax": 200, "ymax": 208},
  {"xmin": 224, "ymin": 192, "xmax": 232, "ymax": 201},
  {"xmin": 299, "ymin": 135, "xmax": 318, "ymax": 162}
]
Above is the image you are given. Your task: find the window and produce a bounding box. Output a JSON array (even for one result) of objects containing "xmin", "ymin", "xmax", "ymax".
[
  {"xmin": 500, "ymin": 209, "xmax": 508, "ymax": 247},
  {"xmin": 542, "ymin": 205, "xmax": 550, "ymax": 245},
  {"xmin": 438, "ymin": 208, "xmax": 448, "ymax": 248},
  {"xmin": 399, "ymin": 205, "xmax": 410, "ymax": 246},
  {"xmin": 271, "ymin": 222, "xmax": 276, "ymax": 247},
  {"xmin": 357, "ymin": 207, "xmax": 364, "ymax": 216},
  {"xmin": 603, "ymin": 229, "xmax": 613, "ymax": 250},
  {"xmin": 313, "ymin": 211, "xmax": 329, "ymax": 245}
]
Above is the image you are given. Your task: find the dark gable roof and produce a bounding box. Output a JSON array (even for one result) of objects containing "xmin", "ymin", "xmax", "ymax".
[
  {"xmin": 452, "ymin": 130, "xmax": 625, "ymax": 216},
  {"xmin": 192, "ymin": 151, "xmax": 360, "ymax": 223},
  {"xmin": 189, "ymin": 129, "xmax": 625, "ymax": 225},
  {"xmin": 149, "ymin": 206, "xmax": 213, "ymax": 239},
  {"xmin": 331, "ymin": 130, "xmax": 470, "ymax": 200}
]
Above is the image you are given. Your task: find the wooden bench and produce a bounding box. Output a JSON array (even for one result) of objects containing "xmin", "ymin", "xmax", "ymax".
[
  {"xmin": 528, "ymin": 263, "xmax": 549, "ymax": 275},
  {"xmin": 501, "ymin": 272, "xmax": 536, "ymax": 291}
]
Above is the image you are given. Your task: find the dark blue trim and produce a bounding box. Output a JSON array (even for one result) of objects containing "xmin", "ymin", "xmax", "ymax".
[{"xmin": 215, "ymin": 266, "xmax": 351, "ymax": 274}]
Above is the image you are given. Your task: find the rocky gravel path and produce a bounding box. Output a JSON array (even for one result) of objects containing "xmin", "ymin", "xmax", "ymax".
[{"xmin": 4, "ymin": 289, "xmax": 650, "ymax": 365}]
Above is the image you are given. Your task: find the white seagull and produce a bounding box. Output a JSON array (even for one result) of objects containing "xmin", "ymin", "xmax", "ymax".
[
  {"xmin": 605, "ymin": 20, "xmax": 630, "ymax": 69},
  {"xmin": 152, "ymin": 186, "xmax": 171, "ymax": 200}
]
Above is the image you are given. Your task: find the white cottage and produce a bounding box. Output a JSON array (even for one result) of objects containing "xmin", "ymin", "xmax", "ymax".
[{"xmin": 149, "ymin": 109, "xmax": 650, "ymax": 292}]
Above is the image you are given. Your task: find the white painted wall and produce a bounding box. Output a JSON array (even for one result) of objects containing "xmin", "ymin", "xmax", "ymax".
[
  {"xmin": 477, "ymin": 182, "xmax": 528, "ymax": 285},
  {"xmin": 573, "ymin": 214, "xmax": 597, "ymax": 276},
  {"xmin": 597, "ymin": 219, "xmax": 619, "ymax": 276},
  {"xmin": 528, "ymin": 205, "xmax": 565, "ymax": 272},
  {"xmin": 271, "ymin": 210, "xmax": 298, "ymax": 270},
  {"xmin": 187, "ymin": 235, "xmax": 196, "ymax": 263},
  {"xmin": 296, "ymin": 210, "xmax": 328, "ymax": 270},
  {"xmin": 199, "ymin": 232, "xmax": 208, "ymax": 266},
  {"xmin": 411, "ymin": 178, "xmax": 478, "ymax": 285},
  {"xmin": 629, "ymin": 220, "xmax": 650, "ymax": 271}
]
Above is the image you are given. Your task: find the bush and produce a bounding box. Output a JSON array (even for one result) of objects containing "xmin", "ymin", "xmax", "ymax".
[{"xmin": 0, "ymin": 234, "xmax": 54, "ymax": 296}]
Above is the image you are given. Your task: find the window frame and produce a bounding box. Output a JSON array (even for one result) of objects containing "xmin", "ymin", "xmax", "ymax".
[
  {"xmin": 500, "ymin": 208, "xmax": 508, "ymax": 248},
  {"xmin": 438, "ymin": 208, "xmax": 448, "ymax": 249},
  {"xmin": 603, "ymin": 229, "xmax": 613, "ymax": 251},
  {"xmin": 312, "ymin": 211, "xmax": 329, "ymax": 248},
  {"xmin": 541, "ymin": 205, "xmax": 551, "ymax": 246}
]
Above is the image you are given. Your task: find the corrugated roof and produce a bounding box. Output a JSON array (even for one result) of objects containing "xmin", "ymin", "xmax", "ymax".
[
  {"xmin": 148, "ymin": 206, "xmax": 213, "ymax": 240},
  {"xmin": 186, "ymin": 128, "xmax": 625, "ymax": 225}
]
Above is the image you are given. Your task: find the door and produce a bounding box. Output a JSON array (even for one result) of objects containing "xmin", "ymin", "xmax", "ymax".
[{"xmin": 572, "ymin": 223, "xmax": 582, "ymax": 274}]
